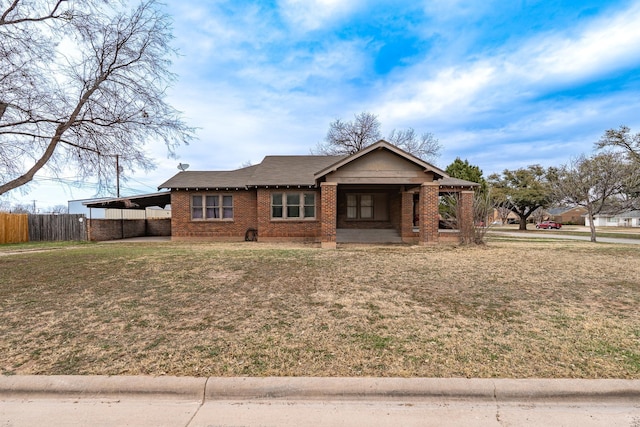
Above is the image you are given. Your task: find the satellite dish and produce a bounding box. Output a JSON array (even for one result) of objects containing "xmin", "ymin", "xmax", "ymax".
[{"xmin": 177, "ymin": 163, "xmax": 190, "ymax": 171}]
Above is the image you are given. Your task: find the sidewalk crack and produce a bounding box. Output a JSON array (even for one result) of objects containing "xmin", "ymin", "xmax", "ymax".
[
  {"xmin": 184, "ymin": 377, "xmax": 209, "ymax": 427},
  {"xmin": 493, "ymin": 381, "xmax": 503, "ymax": 425}
]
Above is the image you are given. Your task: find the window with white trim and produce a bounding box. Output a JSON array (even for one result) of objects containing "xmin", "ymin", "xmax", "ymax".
[
  {"xmin": 271, "ymin": 192, "xmax": 316, "ymax": 219},
  {"xmin": 191, "ymin": 194, "xmax": 233, "ymax": 220}
]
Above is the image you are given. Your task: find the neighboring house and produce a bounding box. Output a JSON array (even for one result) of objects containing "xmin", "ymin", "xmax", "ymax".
[
  {"xmin": 546, "ymin": 206, "xmax": 587, "ymax": 225},
  {"xmin": 159, "ymin": 140, "xmax": 478, "ymax": 247},
  {"xmin": 489, "ymin": 209, "xmax": 520, "ymax": 224},
  {"xmin": 585, "ymin": 210, "xmax": 640, "ymax": 228}
]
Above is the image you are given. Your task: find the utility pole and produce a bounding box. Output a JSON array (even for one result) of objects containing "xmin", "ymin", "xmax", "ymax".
[{"xmin": 115, "ymin": 154, "xmax": 120, "ymax": 198}]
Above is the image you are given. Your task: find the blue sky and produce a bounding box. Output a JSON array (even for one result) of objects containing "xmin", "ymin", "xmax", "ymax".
[{"xmin": 7, "ymin": 0, "xmax": 640, "ymax": 208}]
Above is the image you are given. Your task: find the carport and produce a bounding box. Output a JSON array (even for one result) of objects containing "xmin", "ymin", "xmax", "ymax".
[{"xmin": 83, "ymin": 191, "xmax": 171, "ymax": 240}]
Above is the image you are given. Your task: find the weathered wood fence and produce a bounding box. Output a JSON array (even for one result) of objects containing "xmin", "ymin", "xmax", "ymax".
[
  {"xmin": 28, "ymin": 214, "xmax": 87, "ymax": 242},
  {"xmin": 0, "ymin": 212, "xmax": 29, "ymax": 244}
]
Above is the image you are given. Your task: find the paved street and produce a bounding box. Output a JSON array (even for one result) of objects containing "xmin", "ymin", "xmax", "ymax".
[{"xmin": 489, "ymin": 229, "xmax": 640, "ymax": 245}]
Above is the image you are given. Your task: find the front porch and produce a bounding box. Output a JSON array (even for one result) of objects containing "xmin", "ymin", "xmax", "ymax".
[
  {"xmin": 315, "ymin": 141, "xmax": 478, "ymax": 248},
  {"xmin": 320, "ymin": 182, "xmax": 475, "ymax": 247},
  {"xmin": 336, "ymin": 228, "xmax": 403, "ymax": 244}
]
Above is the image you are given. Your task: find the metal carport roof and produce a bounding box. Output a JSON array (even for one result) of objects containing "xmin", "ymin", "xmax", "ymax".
[{"xmin": 83, "ymin": 191, "xmax": 171, "ymax": 210}]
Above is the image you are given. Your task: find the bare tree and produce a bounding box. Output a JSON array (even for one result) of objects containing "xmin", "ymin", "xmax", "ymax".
[
  {"xmin": 315, "ymin": 112, "xmax": 441, "ymax": 161},
  {"xmin": 49, "ymin": 204, "xmax": 68, "ymax": 214},
  {"xmin": 549, "ymin": 152, "xmax": 638, "ymax": 242},
  {"xmin": 0, "ymin": 0, "xmax": 193, "ymax": 197},
  {"xmin": 315, "ymin": 112, "xmax": 382, "ymax": 155},
  {"xmin": 495, "ymin": 204, "xmax": 511, "ymax": 225},
  {"xmin": 596, "ymin": 125, "xmax": 640, "ymax": 164},
  {"xmin": 437, "ymin": 190, "xmax": 493, "ymax": 245},
  {"xmin": 387, "ymin": 128, "xmax": 441, "ymax": 163}
]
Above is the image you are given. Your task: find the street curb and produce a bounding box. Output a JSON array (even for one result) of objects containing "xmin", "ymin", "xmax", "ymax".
[
  {"xmin": 206, "ymin": 377, "xmax": 495, "ymax": 400},
  {"xmin": 0, "ymin": 376, "xmax": 207, "ymax": 401},
  {"xmin": 1, "ymin": 376, "xmax": 640, "ymax": 403},
  {"xmin": 205, "ymin": 377, "xmax": 640, "ymax": 402}
]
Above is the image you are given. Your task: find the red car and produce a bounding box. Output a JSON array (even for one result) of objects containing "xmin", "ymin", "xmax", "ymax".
[{"xmin": 536, "ymin": 220, "xmax": 562, "ymax": 229}]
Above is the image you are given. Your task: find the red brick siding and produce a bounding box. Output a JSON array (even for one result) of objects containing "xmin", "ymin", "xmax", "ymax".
[
  {"xmin": 419, "ymin": 183, "xmax": 439, "ymax": 244},
  {"xmin": 389, "ymin": 192, "xmax": 401, "ymax": 230},
  {"xmin": 401, "ymin": 191, "xmax": 419, "ymax": 243},
  {"xmin": 146, "ymin": 218, "xmax": 171, "ymax": 236},
  {"xmin": 320, "ymin": 183, "xmax": 337, "ymax": 244},
  {"xmin": 87, "ymin": 218, "xmax": 170, "ymax": 241},
  {"xmin": 170, "ymin": 190, "xmax": 257, "ymax": 240},
  {"xmin": 257, "ymin": 188, "xmax": 322, "ymax": 241}
]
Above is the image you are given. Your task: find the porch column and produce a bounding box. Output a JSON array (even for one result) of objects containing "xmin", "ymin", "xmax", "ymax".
[
  {"xmin": 320, "ymin": 182, "xmax": 338, "ymax": 249},
  {"xmin": 459, "ymin": 190, "xmax": 475, "ymax": 242},
  {"xmin": 419, "ymin": 182, "xmax": 439, "ymax": 245},
  {"xmin": 401, "ymin": 191, "xmax": 415, "ymax": 243}
]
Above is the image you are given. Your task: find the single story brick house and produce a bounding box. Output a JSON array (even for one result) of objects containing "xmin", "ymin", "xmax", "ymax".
[
  {"xmin": 545, "ymin": 206, "xmax": 587, "ymax": 225},
  {"xmin": 159, "ymin": 140, "xmax": 478, "ymax": 247}
]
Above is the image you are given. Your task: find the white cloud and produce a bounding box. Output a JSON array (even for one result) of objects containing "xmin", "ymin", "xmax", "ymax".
[
  {"xmin": 512, "ymin": 2, "xmax": 640, "ymax": 84},
  {"xmin": 376, "ymin": 2, "xmax": 640, "ymax": 126},
  {"xmin": 379, "ymin": 62, "xmax": 497, "ymax": 122},
  {"xmin": 277, "ymin": 0, "xmax": 362, "ymax": 31}
]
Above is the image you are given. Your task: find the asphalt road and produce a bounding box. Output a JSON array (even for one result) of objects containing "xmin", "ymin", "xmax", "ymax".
[{"xmin": 489, "ymin": 230, "xmax": 640, "ymax": 245}]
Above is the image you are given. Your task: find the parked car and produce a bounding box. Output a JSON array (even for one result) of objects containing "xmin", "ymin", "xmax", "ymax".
[{"xmin": 536, "ymin": 220, "xmax": 562, "ymax": 229}]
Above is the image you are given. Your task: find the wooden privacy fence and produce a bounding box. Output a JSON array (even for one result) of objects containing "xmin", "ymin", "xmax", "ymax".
[
  {"xmin": 0, "ymin": 212, "xmax": 29, "ymax": 244},
  {"xmin": 28, "ymin": 214, "xmax": 87, "ymax": 242}
]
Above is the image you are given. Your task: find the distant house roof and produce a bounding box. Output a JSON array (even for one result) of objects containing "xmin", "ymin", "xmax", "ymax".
[
  {"xmin": 546, "ymin": 206, "xmax": 587, "ymax": 216},
  {"xmin": 159, "ymin": 140, "xmax": 479, "ymax": 190},
  {"xmin": 595, "ymin": 210, "xmax": 640, "ymax": 218}
]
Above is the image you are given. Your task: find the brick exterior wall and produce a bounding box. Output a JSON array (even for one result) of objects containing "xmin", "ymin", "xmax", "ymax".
[
  {"xmin": 401, "ymin": 191, "xmax": 419, "ymax": 243},
  {"xmin": 87, "ymin": 219, "xmax": 171, "ymax": 241},
  {"xmin": 167, "ymin": 184, "xmax": 474, "ymax": 245},
  {"xmin": 320, "ymin": 182, "xmax": 337, "ymax": 247},
  {"xmin": 460, "ymin": 191, "xmax": 474, "ymax": 229},
  {"xmin": 87, "ymin": 219, "xmax": 141, "ymax": 241},
  {"xmin": 256, "ymin": 188, "xmax": 321, "ymax": 241},
  {"xmin": 389, "ymin": 192, "xmax": 401, "ymax": 230},
  {"xmin": 146, "ymin": 218, "xmax": 172, "ymax": 236},
  {"xmin": 419, "ymin": 183, "xmax": 439, "ymax": 244},
  {"xmin": 170, "ymin": 190, "xmax": 257, "ymax": 241}
]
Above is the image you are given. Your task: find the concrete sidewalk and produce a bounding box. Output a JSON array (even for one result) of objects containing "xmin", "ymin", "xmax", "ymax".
[{"xmin": 1, "ymin": 376, "xmax": 640, "ymax": 426}]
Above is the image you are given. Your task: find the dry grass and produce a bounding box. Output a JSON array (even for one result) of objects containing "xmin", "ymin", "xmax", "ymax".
[{"xmin": 1, "ymin": 239, "xmax": 639, "ymax": 378}]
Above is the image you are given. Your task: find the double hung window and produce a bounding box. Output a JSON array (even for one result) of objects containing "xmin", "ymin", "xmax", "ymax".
[
  {"xmin": 271, "ymin": 192, "xmax": 316, "ymax": 219},
  {"xmin": 192, "ymin": 195, "xmax": 233, "ymax": 220},
  {"xmin": 346, "ymin": 194, "xmax": 374, "ymax": 219}
]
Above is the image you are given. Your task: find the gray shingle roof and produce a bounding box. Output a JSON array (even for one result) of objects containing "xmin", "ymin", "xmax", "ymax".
[
  {"xmin": 158, "ymin": 157, "xmax": 347, "ymax": 190},
  {"xmin": 247, "ymin": 155, "xmax": 346, "ymax": 186},
  {"xmin": 158, "ymin": 144, "xmax": 480, "ymax": 189},
  {"xmin": 438, "ymin": 177, "xmax": 480, "ymax": 187},
  {"xmin": 158, "ymin": 165, "xmax": 260, "ymax": 190}
]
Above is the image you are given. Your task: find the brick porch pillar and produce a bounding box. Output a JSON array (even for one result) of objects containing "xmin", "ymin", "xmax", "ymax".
[
  {"xmin": 401, "ymin": 191, "xmax": 415, "ymax": 243},
  {"xmin": 320, "ymin": 182, "xmax": 338, "ymax": 249},
  {"xmin": 459, "ymin": 190, "xmax": 475, "ymax": 242},
  {"xmin": 419, "ymin": 182, "xmax": 439, "ymax": 245}
]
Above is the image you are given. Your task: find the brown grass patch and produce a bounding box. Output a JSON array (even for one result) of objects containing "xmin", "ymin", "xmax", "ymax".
[{"xmin": 1, "ymin": 240, "xmax": 639, "ymax": 378}]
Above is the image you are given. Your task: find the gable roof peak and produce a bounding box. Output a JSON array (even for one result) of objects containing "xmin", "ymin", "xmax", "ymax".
[{"xmin": 314, "ymin": 139, "xmax": 449, "ymax": 179}]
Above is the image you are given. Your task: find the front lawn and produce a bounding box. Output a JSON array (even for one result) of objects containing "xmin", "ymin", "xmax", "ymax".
[{"xmin": 1, "ymin": 239, "xmax": 639, "ymax": 378}]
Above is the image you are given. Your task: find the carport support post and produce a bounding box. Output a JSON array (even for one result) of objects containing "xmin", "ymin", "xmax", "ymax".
[
  {"xmin": 419, "ymin": 182, "xmax": 439, "ymax": 245},
  {"xmin": 320, "ymin": 182, "xmax": 337, "ymax": 249}
]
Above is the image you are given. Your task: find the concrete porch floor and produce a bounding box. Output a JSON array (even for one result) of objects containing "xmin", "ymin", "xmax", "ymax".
[{"xmin": 336, "ymin": 228, "xmax": 403, "ymax": 244}]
